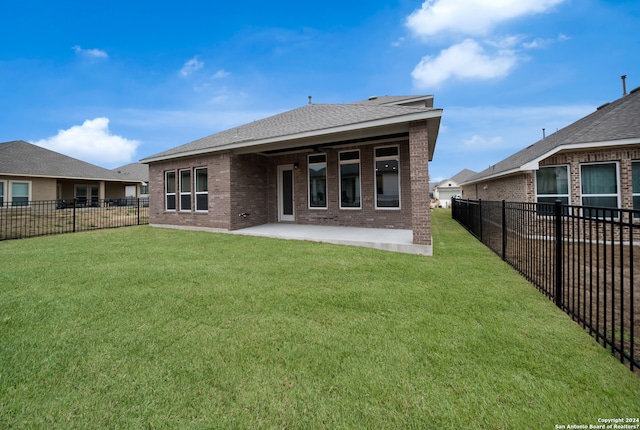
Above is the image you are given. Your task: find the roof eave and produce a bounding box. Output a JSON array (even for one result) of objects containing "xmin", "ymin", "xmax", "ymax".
[{"xmin": 141, "ymin": 109, "xmax": 443, "ymax": 164}]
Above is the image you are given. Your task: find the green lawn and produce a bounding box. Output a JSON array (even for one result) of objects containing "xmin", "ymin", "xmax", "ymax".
[{"xmin": 1, "ymin": 209, "xmax": 639, "ymax": 429}]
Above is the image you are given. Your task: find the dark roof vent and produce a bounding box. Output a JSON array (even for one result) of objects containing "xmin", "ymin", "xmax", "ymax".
[
  {"xmin": 368, "ymin": 96, "xmax": 378, "ymax": 100},
  {"xmin": 596, "ymin": 102, "xmax": 610, "ymax": 111}
]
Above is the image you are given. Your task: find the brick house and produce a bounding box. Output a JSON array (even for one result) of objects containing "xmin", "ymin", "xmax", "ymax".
[
  {"xmin": 460, "ymin": 87, "xmax": 640, "ymax": 214},
  {"xmin": 140, "ymin": 96, "xmax": 443, "ymax": 253},
  {"xmin": 0, "ymin": 140, "xmax": 146, "ymax": 206}
]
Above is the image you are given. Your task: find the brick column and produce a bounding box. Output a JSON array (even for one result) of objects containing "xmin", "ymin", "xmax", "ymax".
[{"xmin": 409, "ymin": 120, "xmax": 431, "ymax": 245}]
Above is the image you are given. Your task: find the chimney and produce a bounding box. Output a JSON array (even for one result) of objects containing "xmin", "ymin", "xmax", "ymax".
[
  {"xmin": 621, "ymin": 75, "xmax": 627, "ymax": 96},
  {"xmin": 308, "ymin": 95, "xmax": 312, "ymax": 105},
  {"xmin": 542, "ymin": 128, "xmax": 546, "ymax": 139}
]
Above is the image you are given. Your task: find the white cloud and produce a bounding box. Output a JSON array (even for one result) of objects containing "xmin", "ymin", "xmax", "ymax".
[
  {"xmin": 212, "ymin": 69, "xmax": 230, "ymax": 79},
  {"xmin": 72, "ymin": 45, "xmax": 108, "ymax": 59},
  {"xmin": 180, "ymin": 57, "xmax": 204, "ymax": 77},
  {"xmin": 463, "ymin": 134, "xmax": 504, "ymax": 149},
  {"xmin": 33, "ymin": 118, "xmax": 140, "ymax": 167},
  {"xmin": 406, "ymin": 0, "xmax": 567, "ymax": 37},
  {"xmin": 412, "ymin": 39, "xmax": 517, "ymax": 88}
]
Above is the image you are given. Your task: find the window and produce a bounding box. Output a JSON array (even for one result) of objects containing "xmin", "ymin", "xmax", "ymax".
[
  {"xmin": 536, "ymin": 165, "xmax": 569, "ymax": 215},
  {"xmin": 11, "ymin": 181, "xmax": 30, "ymax": 206},
  {"xmin": 179, "ymin": 169, "xmax": 191, "ymax": 211},
  {"xmin": 581, "ymin": 162, "xmax": 619, "ymax": 218},
  {"xmin": 633, "ymin": 161, "xmax": 640, "ymax": 218},
  {"xmin": 308, "ymin": 154, "xmax": 327, "ymax": 209},
  {"xmin": 165, "ymin": 171, "xmax": 176, "ymax": 211},
  {"xmin": 195, "ymin": 167, "xmax": 208, "ymax": 211},
  {"xmin": 140, "ymin": 184, "xmax": 149, "ymax": 195},
  {"xmin": 75, "ymin": 185, "xmax": 88, "ymax": 205},
  {"xmin": 339, "ymin": 150, "xmax": 361, "ymax": 209},
  {"xmin": 375, "ymin": 146, "xmax": 400, "ymax": 209},
  {"xmin": 0, "ymin": 181, "xmax": 4, "ymax": 206}
]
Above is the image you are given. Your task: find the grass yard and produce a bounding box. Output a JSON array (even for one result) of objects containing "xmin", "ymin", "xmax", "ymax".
[{"xmin": 1, "ymin": 209, "xmax": 639, "ymax": 429}]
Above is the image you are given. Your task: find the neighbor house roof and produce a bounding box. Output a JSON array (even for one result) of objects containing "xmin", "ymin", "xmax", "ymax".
[
  {"xmin": 449, "ymin": 169, "xmax": 477, "ymax": 184},
  {"xmin": 463, "ymin": 86, "xmax": 640, "ymax": 185},
  {"xmin": 0, "ymin": 140, "xmax": 142, "ymax": 183},
  {"xmin": 112, "ymin": 163, "xmax": 149, "ymax": 182},
  {"xmin": 141, "ymin": 97, "xmax": 442, "ymax": 163}
]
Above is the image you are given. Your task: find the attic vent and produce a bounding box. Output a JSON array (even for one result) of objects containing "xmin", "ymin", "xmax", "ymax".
[
  {"xmin": 596, "ymin": 102, "xmax": 610, "ymax": 110},
  {"xmin": 368, "ymin": 96, "xmax": 378, "ymax": 100}
]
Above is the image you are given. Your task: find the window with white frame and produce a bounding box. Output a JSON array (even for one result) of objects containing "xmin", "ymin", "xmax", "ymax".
[
  {"xmin": 165, "ymin": 171, "xmax": 176, "ymax": 211},
  {"xmin": 179, "ymin": 169, "xmax": 191, "ymax": 211},
  {"xmin": 375, "ymin": 146, "xmax": 400, "ymax": 209},
  {"xmin": 339, "ymin": 150, "xmax": 361, "ymax": 209},
  {"xmin": 308, "ymin": 154, "xmax": 327, "ymax": 209},
  {"xmin": 580, "ymin": 162, "xmax": 619, "ymax": 218},
  {"xmin": 0, "ymin": 181, "xmax": 5, "ymax": 207},
  {"xmin": 194, "ymin": 167, "xmax": 208, "ymax": 212},
  {"xmin": 632, "ymin": 161, "xmax": 640, "ymax": 218},
  {"xmin": 10, "ymin": 181, "xmax": 30, "ymax": 206},
  {"xmin": 536, "ymin": 165, "xmax": 569, "ymax": 215}
]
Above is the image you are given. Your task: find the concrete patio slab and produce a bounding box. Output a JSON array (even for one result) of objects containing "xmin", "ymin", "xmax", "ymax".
[{"xmin": 151, "ymin": 223, "xmax": 432, "ymax": 256}]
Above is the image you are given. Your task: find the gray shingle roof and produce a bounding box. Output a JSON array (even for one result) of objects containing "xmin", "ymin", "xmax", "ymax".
[
  {"xmin": 112, "ymin": 163, "xmax": 149, "ymax": 182},
  {"xmin": 142, "ymin": 99, "xmax": 441, "ymax": 162},
  {"xmin": 450, "ymin": 169, "xmax": 477, "ymax": 184},
  {"xmin": 0, "ymin": 140, "xmax": 140, "ymax": 182},
  {"xmin": 464, "ymin": 87, "xmax": 640, "ymax": 184}
]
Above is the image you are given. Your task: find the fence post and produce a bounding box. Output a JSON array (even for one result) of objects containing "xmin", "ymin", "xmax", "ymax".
[
  {"xmin": 554, "ymin": 199, "xmax": 563, "ymax": 308},
  {"xmin": 137, "ymin": 198, "xmax": 141, "ymax": 225},
  {"xmin": 478, "ymin": 199, "xmax": 483, "ymax": 242},
  {"xmin": 72, "ymin": 199, "xmax": 77, "ymax": 233},
  {"xmin": 501, "ymin": 200, "xmax": 506, "ymax": 261}
]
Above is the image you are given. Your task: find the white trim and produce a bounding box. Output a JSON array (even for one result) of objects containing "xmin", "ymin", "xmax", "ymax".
[
  {"xmin": 277, "ymin": 164, "xmax": 295, "ymax": 222},
  {"xmin": 462, "ymin": 138, "xmax": 640, "ymax": 185},
  {"xmin": 579, "ymin": 161, "xmax": 621, "ymax": 215},
  {"xmin": 141, "ymin": 110, "xmax": 443, "ymax": 164},
  {"xmin": 339, "ymin": 150, "xmax": 362, "ymax": 210},
  {"xmin": 165, "ymin": 170, "xmax": 177, "ymax": 211},
  {"xmin": 0, "ymin": 172, "xmax": 144, "ymax": 184},
  {"xmin": 194, "ymin": 167, "xmax": 208, "ymax": 212},
  {"xmin": 374, "ymin": 145, "xmax": 401, "ymax": 210},
  {"xmin": 307, "ymin": 154, "xmax": 327, "ymax": 210},
  {"xmin": 179, "ymin": 169, "xmax": 192, "ymax": 212},
  {"xmin": 8, "ymin": 180, "xmax": 32, "ymax": 207}
]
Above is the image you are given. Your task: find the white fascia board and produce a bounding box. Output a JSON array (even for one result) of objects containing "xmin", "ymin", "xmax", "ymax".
[
  {"xmin": 521, "ymin": 138, "xmax": 640, "ymax": 171},
  {"xmin": 142, "ymin": 109, "xmax": 442, "ymax": 163},
  {"xmin": 0, "ymin": 172, "xmax": 144, "ymax": 183}
]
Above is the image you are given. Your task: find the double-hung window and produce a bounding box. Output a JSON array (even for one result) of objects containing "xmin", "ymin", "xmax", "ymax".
[
  {"xmin": 194, "ymin": 167, "xmax": 208, "ymax": 212},
  {"xmin": 535, "ymin": 165, "xmax": 569, "ymax": 215},
  {"xmin": 580, "ymin": 162, "xmax": 619, "ymax": 218},
  {"xmin": 375, "ymin": 146, "xmax": 400, "ymax": 209},
  {"xmin": 0, "ymin": 181, "xmax": 5, "ymax": 207},
  {"xmin": 339, "ymin": 150, "xmax": 361, "ymax": 209},
  {"xmin": 10, "ymin": 181, "xmax": 30, "ymax": 206},
  {"xmin": 165, "ymin": 171, "xmax": 176, "ymax": 211},
  {"xmin": 179, "ymin": 169, "xmax": 191, "ymax": 211},
  {"xmin": 308, "ymin": 154, "xmax": 327, "ymax": 209},
  {"xmin": 632, "ymin": 161, "xmax": 640, "ymax": 219}
]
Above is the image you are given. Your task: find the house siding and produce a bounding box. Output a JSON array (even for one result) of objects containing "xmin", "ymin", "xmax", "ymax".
[
  {"xmin": 461, "ymin": 173, "xmax": 533, "ymax": 201},
  {"xmin": 409, "ymin": 120, "xmax": 431, "ymax": 245}
]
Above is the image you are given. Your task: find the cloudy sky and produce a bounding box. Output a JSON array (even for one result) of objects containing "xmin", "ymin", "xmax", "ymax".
[{"xmin": 1, "ymin": 0, "xmax": 638, "ymax": 181}]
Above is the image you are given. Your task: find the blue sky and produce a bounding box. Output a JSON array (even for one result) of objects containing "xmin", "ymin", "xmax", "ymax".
[{"xmin": 1, "ymin": 0, "xmax": 638, "ymax": 181}]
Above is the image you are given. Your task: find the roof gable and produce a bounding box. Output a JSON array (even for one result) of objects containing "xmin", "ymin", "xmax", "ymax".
[
  {"xmin": 141, "ymin": 98, "xmax": 442, "ymax": 163},
  {"xmin": 464, "ymin": 87, "xmax": 640, "ymax": 184},
  {"xmin": 0, "ymin": 140, "xmax": 139, "ymax": 182}
]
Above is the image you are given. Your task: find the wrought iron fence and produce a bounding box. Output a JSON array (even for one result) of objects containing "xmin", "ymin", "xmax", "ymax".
[
  {"xmin": 452, "ymin": 198, "xmax": 639, "ymax": 373},
  {"xmin": 0, "ymin": 198, "xmax": 149, "ymax": 241}
]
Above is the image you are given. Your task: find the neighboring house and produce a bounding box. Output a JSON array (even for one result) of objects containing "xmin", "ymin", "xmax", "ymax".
[
  {"xmin": 461, "ymin": 87, "xmax": 640, "ymax": 215},
  {"xmin": 141, "ymin": 95, "xmax": 443, "ymax": 252},
  {"xmin": 433, "ymin": 169, "xmax": 476, "ymax": 208},
  {"xmin": 0, "ymin": 140, "xmax": 145, "ymax": 206},
  {"xmin": 112, "ymin": 163, "xmax": 149, "ymax": 199}
]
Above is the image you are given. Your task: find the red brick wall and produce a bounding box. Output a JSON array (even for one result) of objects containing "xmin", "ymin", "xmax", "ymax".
[
  {"xmin": 230, "ymin": 154, "xmax": 269, "ymax": 230},
  {"xmin": 461, "ymin": 173, "xmax": 533, "ymax": 201},
  {"xmin": 266, "ymin": 140, "xmax": 413, "ymax": 229},
  {"xmin": 409, "ymin": 120, "xmax": 431, "ymax": 245}
]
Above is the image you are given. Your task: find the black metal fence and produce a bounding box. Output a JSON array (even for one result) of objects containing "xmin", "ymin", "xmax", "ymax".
[
  {"xmin": 0, "ymin": 198, "xmax": 149, "ymax": 241},
  {"xmin": 452, "ymin": 198, "xmax": 639, "ymax": 373}
]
